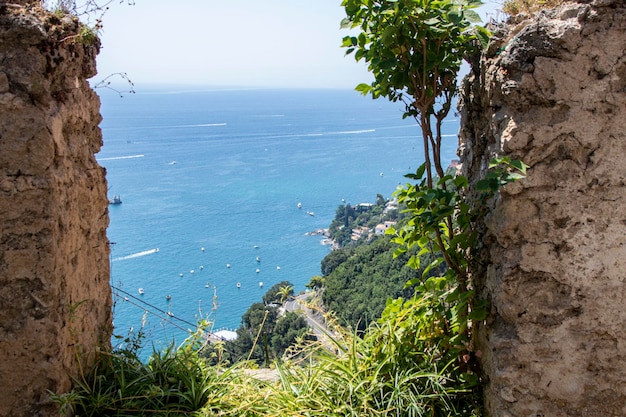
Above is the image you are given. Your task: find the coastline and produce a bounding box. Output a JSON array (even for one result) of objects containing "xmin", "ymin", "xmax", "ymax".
[{"xmin": 307, "ymin": 228, "xmax": 339, "ymax": 250}]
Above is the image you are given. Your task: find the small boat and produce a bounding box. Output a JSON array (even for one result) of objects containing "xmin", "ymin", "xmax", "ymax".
[
  {"xmin": 109, "ymin": 195, "xmax": 122, "ymax": 205},
  {"xmin": 201, "ymin": 247, "xmax": 205, "ymax": 252},
  {"xmin": 297, "ymin": 202, "xmax": 302, "ymax": 209},
  {"xmin": 165, "ymin": 295, "xmax": 171, "ymax": 301},
  {"xmin": 190, "ymin": 269, "xmax": 195, "ymax": 274},
  {"xmin": 254, "ymin": 245, "xmax": 260, "ymax": 249},
  {"xmin": 167, "ymin": 311, "xmax": 175, "ymax": 317},
  {"xmin": 179, "ymin": 273, "xmax": 184, "ymax": 277},
  {"xmin": 276, "ymin": 266, "xmax": 281, "ymax": 270},
  {"xmin": 226, "ymin": 263, "xmax": 231, "ymax": 268},
  {"xmin": 256, "ymin": 256, "xmax": 261, "ymax": 262},
  {"xmin": 256, "ymin": 268, "xmax": 260, "ymax": 273},
  {"xmin": 138, "ymin": 288, "xmax": 144, "ymax": 295},
  {"xmin": 236, "ymin": 282, "xmax": 241, "ymax": 288},
  {"xmin": 307, "ymin": 211, "xmax": 315, "ymax": 216},
  {"xmin": 259, "ymin": 281, "xmax": 263, "ymax": 287},
  {"xmin": 205, "ymin": 282, "xmax": 210, "ymax": 288},
  {"xmin": 199, "ymin": 265, "xmax": 204, "ymax": 270}
]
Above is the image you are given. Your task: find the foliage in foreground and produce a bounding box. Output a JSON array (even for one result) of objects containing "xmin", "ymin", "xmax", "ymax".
[
  {"xmin": 51, "ymin": 333, "xmax": 230, "ymax": 416},
  {"xmin": 53, "ymin": 291, "xmax": 482, "ymax": 416},
  {"xmin": 257, "ymin": 294, "xmax": 482, "ymax": 417}
]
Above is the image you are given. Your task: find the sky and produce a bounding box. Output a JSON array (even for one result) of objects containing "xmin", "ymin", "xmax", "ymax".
[{"xmin": 93, "ymin": 0, "xmax": 503, "ymax": 90}]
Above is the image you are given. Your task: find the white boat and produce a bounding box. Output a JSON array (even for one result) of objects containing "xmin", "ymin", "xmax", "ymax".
[
  {"xmin": 256, "ymin": 268, "xmax": 260, "ymax": 273},
  {"xmin": 226, "ymin": 263, "xmax": 231, "ymax": 268},
  {"xmin": 109, "ymin": 195, "xmax": 122, "ymax": 205},
  {"xmin": 236, "ymin": 282, "xmax": 241, "ymax": 288},
  {"xmin": 307, "ymin": 211, "xmax": 315, "ymax": 216},
  {"xmin": 276, "ymin": 266, "xmax": 281, "ymax": 270},
  {"xmin": 297, "ymin": 202, "xmax": 302, "ymax": 209},
  {"xmin": 138, "ymin": 288, "xmax": 144, "ymax": 295},
  {"xmin": 256, "ymin": 256, "xmax": 261, "ymax": 262},
  {"xmin": 259, "ymin": 281, "xmax": 263, "ymax": 287},
  {"xmin": 165, "ymin": 295, "xmax": 171, "ymax": 301}
]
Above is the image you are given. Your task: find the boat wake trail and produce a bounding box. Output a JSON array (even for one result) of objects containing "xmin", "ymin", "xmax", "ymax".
[
  {"xmin": 113, "ymin": 248, "xmax": 159, "ymax": 262},
  {"xmin": 99, "ymin": 154, "xmax": 145, "ymax": 161}
]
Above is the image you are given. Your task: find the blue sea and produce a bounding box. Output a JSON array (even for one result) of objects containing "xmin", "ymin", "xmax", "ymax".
[{"xmin": 97, "ymin": 87, "xmax": 460, "ymax": 350}]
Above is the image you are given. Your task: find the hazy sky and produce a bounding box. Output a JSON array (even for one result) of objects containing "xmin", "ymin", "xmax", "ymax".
[{"xmin": 94, "ymin": 0, "xmax": 503, "ymax": 90}]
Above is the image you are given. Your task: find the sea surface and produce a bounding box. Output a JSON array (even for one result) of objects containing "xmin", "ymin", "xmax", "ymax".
[{"xmin": 97, "ymin": 87, "xmax": 460, "ymax": 351}]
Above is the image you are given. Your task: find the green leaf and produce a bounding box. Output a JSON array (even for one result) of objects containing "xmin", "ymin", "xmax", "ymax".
[
  {"xmin": 474, "ymin": 25, "xmax": 491, "ymax": 49},
  {"xmin": 340, "ymin": 17, "xmax": 353, "ymax": 29},
  {"xmin": 355, "ymin": 83, "xmax": 371, "ymax": 95},
  {"xmin": 463, "ymin": 9, "xmax": 482, "ymax": 23},
  {"xmin": 341, "ymin": 36, "xmax": 355, "ymax": 47},
  {"xmin": 510, "ymin": 159, "xmax": 528, "ymax": 174},
  {"xmin": 453, "ymin": 175, "xmax": 469, "ymax": 189},
  {"xmin": 423, "ymin": 17, "xmax": 441, "ymax": 26},
  {"xmin": 468, "ymin": 308, "xmax": 488, "ymax": 321},
  {"xmin": 415, "ymin": 163, "xmax": 427, "ymax": 180}
]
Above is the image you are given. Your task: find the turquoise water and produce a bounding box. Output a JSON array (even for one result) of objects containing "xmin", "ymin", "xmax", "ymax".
[{"xmin": 98, "ymin": 87, "xmax": 460, "ymax": 349}]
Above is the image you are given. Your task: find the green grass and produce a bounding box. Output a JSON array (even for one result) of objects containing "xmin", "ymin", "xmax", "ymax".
[{"xmin": 53, "ymin": 294, "xmax": 482, "ymax": 416}]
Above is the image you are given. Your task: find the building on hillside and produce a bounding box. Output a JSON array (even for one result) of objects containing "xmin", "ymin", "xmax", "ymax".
[
  {"xmin": 351, "ymin": 226, "xmax": 371, "ymax": 241},
  {"xmin": 383, "ymin": 198, "xmax": 398, "ymax": 214},
  {"xmin": 356, "ymin": 202, "xmax": 374, "ymax": 212},
  {"xmin": 375, "ymin": 221, "xmax": 397, "ymax": 235}
]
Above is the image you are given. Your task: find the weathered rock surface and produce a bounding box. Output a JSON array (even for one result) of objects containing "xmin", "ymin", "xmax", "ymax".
[
  {"xmin": 0, "ymin": 4, "xmax": 111, "ymax": 416},
  {"xmin": 459, "ymin": 1, "xmax": 626, "ymax": 415}
]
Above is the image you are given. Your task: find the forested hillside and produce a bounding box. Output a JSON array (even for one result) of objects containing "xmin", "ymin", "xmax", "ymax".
[{"xmin": 321, "ymin": 235, "xmax": 418, "ymax": 331}]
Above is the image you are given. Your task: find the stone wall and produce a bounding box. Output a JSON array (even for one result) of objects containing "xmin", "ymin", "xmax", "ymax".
[
  {"xmin": 458, "ymin": 1, "xmax": 626, "ymax": 416},
  {"xmin": 0, "ymin": 4, "xmax": 111, "ymax": 416}
]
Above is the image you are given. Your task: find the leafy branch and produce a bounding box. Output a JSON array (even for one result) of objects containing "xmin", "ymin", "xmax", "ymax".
[{"xmin": 342, "ymin": 0, "xmax": 528, "ymax": 407}]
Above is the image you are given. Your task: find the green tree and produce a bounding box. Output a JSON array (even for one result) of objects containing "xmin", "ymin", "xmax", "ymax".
[
  {"xmin": 262, "ymin": 281, "xmax": 293, "ymax": 305},
  {"xmin": 306, "ymin": 275, "xmax": 326, "ymax": 291},
  {"xmin": 341, "ymin": 0, "xmax": 488, "ymax": 337},
  {"xmin": 270, "ymin": 312, "xmax": 312, "ymax": 355},
  {"xmin": 321, "ymin": 236, "xmax": 420, "ymax": 331},
  {"xmin": 342, "ymin": 0, "xmax": 487, "ymax": 185},
  {"xmin": 277, "ymin": 285, "xmax": 294, "ymax": 304}
]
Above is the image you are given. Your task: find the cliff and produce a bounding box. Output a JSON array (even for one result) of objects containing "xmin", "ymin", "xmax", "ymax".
[
  {"xmin": 459, "ymin": 0, "xmax": 626, "ymax": 415},
  {"xmin": 0, "ymin": 3, "xmax": 111, "ymax": 416}
]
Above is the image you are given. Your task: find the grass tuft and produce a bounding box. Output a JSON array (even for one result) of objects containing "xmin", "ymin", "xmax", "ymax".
[{"xmin": 502, "ymin": 0, "xmax": 568, "ymax": 16}]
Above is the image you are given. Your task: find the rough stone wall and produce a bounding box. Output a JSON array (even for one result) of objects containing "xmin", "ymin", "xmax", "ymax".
[
  {"xmin": 458, "ymin": 1, "xmax": 626, "ymax": 416},
  {"xmin": 0, "ymin": 4, "xmax": 111, "ymax": 416}
]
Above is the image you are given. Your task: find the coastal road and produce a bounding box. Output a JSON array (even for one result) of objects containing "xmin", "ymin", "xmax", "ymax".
[{"xmin": 284, "ymin": 293, "xmax": 335, "ymax": 346}]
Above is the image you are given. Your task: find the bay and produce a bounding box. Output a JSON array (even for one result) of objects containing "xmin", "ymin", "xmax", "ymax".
[{"xmin": 98, "ymin": 87, "xmax": 460, "ymax": 350}]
